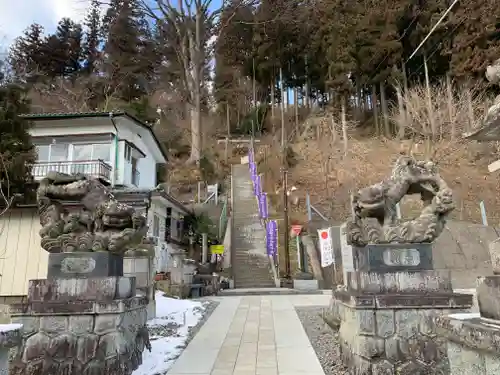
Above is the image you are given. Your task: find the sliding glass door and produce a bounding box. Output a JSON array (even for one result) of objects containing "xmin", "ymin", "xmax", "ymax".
[{"xmin": 35, "ymin": 142, "xmax": 111, "ymax": 176}]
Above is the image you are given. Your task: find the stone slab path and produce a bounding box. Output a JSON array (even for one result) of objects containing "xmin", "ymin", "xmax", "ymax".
[{"xmin": 168, "ymin": 294, "xmax": 331, "ymax": 375}]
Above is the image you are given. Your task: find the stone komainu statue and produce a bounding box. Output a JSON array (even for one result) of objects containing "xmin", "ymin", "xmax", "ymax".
[
  {"xmin": 37, "ymin": 171, "xmax": 148, "ymax": 254},
  {"xmin": 485, "ymin": 58, "xmax": 500, "ymax": 128},
  {"xmin": 346, "ymin": 156, "xmax": 454, "ymax": 246}
]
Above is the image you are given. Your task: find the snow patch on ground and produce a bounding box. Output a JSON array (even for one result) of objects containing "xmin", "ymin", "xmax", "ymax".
[{"xmin": 132, "ymin": 292, "xmax": 205, "ymax": 375}]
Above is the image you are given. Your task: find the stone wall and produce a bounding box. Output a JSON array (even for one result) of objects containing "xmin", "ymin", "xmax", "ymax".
[
  {"xmin": 124, "ymin": 255, "xmax": 156, "ymax": 319},
  {"xmin": 330, "ymin": 298, "xmax": 463, "ymax": 374},
  {"xmin": 8, "ymin": 277, "xmax": 150, "ymax": 375},
  {"xmin": 435, "ymin": 276, "xmax": 500, "ymax": 375},
  {"xmin": 447, "ymin": 340, "xmax": 500, "ymax": 374}
]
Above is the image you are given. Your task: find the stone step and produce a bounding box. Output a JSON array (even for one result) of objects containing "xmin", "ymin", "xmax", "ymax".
[
  {"xmin": 234, "ymin": 282, "xmax": 276, "ymax": 289},
  {"xmin": 220, "ymin": 288, "xmax": 327, "ymax": 296},
  {"xmin": 230, "ymin": 165, "xmax": 275, "ymax": 289}
]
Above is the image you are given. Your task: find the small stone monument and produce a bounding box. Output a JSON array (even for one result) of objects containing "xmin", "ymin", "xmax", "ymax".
[
  {"xmin": 434, "ymin": 59, "xmax": 500, "ymax": 375},
  {"xmin": 330, "ymin": 156, "xmax": 473, "ymax": 374},
  {"xmin": 9, "ymin": 172, "xmax": 151, "ymax": 375}
]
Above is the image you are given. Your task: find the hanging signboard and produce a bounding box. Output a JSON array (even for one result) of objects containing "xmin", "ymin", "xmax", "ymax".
[
  {"xmin": 317, "ymin": 228, "xmax": 334, "ymax": 267},
  {"xmin": 290, "ymin": 225, "xmax": 302, "ymax": 237}
]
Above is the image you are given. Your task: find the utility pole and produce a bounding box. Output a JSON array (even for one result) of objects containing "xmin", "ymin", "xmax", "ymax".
[{"xmin": 280, "ymin": 66, "xmax": 290, "ymax": 279}]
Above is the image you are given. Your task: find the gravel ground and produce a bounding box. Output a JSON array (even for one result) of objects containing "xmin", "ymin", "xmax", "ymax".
[{"xmin": 295, "ymin": 306, "xmax": 349, "ymax": 375}]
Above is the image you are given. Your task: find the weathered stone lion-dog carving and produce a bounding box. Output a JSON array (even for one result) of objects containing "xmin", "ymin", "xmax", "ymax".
[
  {"xmin": 37, "ymin": 171, "xmax": 148, "ymax": 253},
  {"xmin": 346, "ymin": 156, "xmax": 454, "ymax": 246}
]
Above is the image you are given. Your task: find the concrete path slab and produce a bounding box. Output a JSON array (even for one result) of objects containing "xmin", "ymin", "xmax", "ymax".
[{"xmin": 167, "ymin": 295, "xmax": 329, "ymax": 375}]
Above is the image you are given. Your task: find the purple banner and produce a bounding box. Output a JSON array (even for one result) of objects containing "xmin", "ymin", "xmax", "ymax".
[
  {"xmin": 249, "ymin": 161, "xmax": 257, "ymax": 180},
  {"xmin": 260, "ymin": 193, "xmax": 268, "ymax": 218},
  {"xmin": 254, "ymin": 174, "xmax": 261, "ymax": 196},
  {"xmin": 266, "ymin": 220, "xmax": 278, "ymax": 256},
  {"xmin": 249, "ymin": 148, "xmax": 254, "ymax": 163}
]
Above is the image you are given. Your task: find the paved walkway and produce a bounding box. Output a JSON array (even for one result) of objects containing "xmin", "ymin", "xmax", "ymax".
[{"xmin": 168, "ymin": 294, "xmax": 331, "ymax": 375}]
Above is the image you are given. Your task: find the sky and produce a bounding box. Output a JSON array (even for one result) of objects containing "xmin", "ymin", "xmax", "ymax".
[
  {"xmin": 0, "ymin": 0, "xmax": 223, "ymax": 52},
  {"xmin": 0, "ymin": 0, "xmax": 93, "ymax": 49}
]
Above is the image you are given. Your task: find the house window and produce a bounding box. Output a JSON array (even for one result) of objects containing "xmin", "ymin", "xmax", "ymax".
[
  {"xmin": 73, "ymin": 144, "xmax": 93, "ymax": 161},
  {"xmin": 165, "ymin": 207, "xmax": 172, "ymax": 241},
  {"xmin": 36, "ymin": 145, "xmax": 50, "ymax": 161},
  {"xmin": 153, "ymin": 215, "xmax": 160, "ymax": 238},
  {"xmin": 92, "ymin": 144, "xmax": 111, "ymax": 161},
  {"xmin": 73, "ymin": 143, "xmax": 110, "ymax": 162},
  {"xmin": 125, "ymin": 144, "xmax": 132, "ymax": 161},
  {"xmin": 176, "ymin": 220, "xmax": 182, "ymax": 238},
  {"xmin": 131, "ymin": 157, "xmax": 139, "ymax": 186},
  {"xmin": 50, "ymin": 144, "xmax": 70, "ymax": 161},
  {"xmin": 36, "ymin": 143, "xmax": 111, "ymax": 163}
]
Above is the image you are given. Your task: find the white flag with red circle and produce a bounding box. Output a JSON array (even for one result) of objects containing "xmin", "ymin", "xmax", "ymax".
[{"xmin": 317, "ymin": 228, "xmax": 334, "ymax": 267}]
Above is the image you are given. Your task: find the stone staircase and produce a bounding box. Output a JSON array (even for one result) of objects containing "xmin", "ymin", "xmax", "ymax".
[{"xmin": 231, "ymin": 164, "xmax": 276, "ymax": 288}]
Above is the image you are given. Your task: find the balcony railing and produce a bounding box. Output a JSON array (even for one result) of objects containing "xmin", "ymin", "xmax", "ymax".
[
  {"xmin": 132, "ymin": 169, "xmax": 140, "ymax": 186},
  {"xmin": 32, "ymin": 160, "xmax": 112, "ymax": 182}
]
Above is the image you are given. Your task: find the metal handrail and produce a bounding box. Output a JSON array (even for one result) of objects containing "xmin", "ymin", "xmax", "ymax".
[
  {"xmin": 218, "ymin": 197, "xmax": 228, "ymax": 240},
  {"xmin": 33, "ymin": 159, "xmax": 112, "ymax": 180}
]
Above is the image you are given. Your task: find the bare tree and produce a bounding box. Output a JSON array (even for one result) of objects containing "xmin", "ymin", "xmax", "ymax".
[
  {"xmin": 29, "ymin": 63, "xmax": 125, "ymax": 112},
  {"xmin": 138, "ymin": 0, "xmax": 255, "ymax": 164}
]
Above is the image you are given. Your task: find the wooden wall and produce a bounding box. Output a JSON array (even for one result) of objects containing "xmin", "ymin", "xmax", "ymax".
[{"xmin": 0, "ymin": 208, "xmax": 48, "ymax": 296}]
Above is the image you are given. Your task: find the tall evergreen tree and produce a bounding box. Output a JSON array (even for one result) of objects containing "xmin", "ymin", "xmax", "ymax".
[
  {"xmin": 448, "ymin": 0, "xmax": 500, "ymax": 81},
  {"xmin": 214, "ymin": 0, "xmax": 254, "ymax": 106},
  {"xmin": 83, "ymin": 0, "xmax": 102, "ymax": 74},
  {"xmin": 42, "ymin": 18, "xmax": 83, "ymax": 78},
  {"xmin": 8, "ymin": 24, "xmax": 46, "ymax": 80},
  {"xmin": 102, "ymin": 0, "xmax": 156, "ymax": 100},
  {"xmin": 0, "ymin": 83, "xmax": 35, "ymax": 198}
]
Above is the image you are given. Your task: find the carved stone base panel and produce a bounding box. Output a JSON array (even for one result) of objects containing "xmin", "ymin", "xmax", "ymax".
[
  {"xmin": 435, "ymin": 315, "xmax": 500, "ymax": 375},
  {"xmin": 345, "ymin": 270, "xmax": 453, "ymax": 295},
  {"xmin": 354, "ymin": 243, "xmax": 434, "ymax": 272},
  {"xmin": 330, "ymin": 291, "xmax": 473, "ymax": 375},
  {"xmin": 9, "ymin": 296, "xmax": 149, "ymax": 375},
  {"xmin": 47, "ymin": 252, "xmax": 124, "ymax": 279},
  {"xmin": 476, "ymin": 276, "xmax": 500, "ymax": 321},
  {"xmin": 27, "ymin": 276, "xmax": 136, "ymax": 303}
]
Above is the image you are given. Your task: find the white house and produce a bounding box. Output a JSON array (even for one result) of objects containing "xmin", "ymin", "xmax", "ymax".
[
  {"xmin": 112, "ymin": 188, "xmax": 191, "ymax": 273},
  {"xmin": 0, "ymin": 111, "xmax": 191, "ymax": 301},
  {"xmin": 20, "ymin": 111, "xmax": 167, "ymax": 189}
]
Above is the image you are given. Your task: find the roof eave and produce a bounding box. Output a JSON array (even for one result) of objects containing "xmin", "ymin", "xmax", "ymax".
[{"xmin": 19, "ymin": 111, "xmax": 168, "ymax": 162}]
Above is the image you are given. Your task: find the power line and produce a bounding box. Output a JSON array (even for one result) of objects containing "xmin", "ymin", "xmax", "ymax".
[
  {"xmin": 365, "ymin": 13, "xmax": 420, "ymax": 83},
  {"xmin": 407, "ymin": 0, "xmax": 460, "ymax": 62},
  {"xmin": 407, "ymin": 19, "xmax": 464, "ymax": 81}
]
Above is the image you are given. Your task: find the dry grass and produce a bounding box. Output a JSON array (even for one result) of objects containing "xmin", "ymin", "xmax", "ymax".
[
  {"xmin": 391, "ymin": 79, "xmax": 491, "ymax": 147},
  {"xmin": 257, "ymin": 80, "xmax": 500, "ymax": 226},
  {"xmin": 286, "ymin": 135, "xmax": 500, "ymax": 224}
]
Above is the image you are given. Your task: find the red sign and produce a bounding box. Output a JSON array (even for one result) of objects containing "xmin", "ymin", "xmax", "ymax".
[
  {"xmin": 291, "ymin": 225, "xmax": 303, "ymax": 236},
  {"xmin": 320, "ymin": 231, "xmax": 328, "ymax": 240}
]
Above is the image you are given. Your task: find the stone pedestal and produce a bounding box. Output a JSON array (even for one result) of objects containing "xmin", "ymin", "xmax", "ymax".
[
  {"xmin": 435, "ymin": 275, "xmax": 500, "ymax": 374},
  {"xmin": 329, "ymin": 243, "xmax": 473, "ymax": 374},
  {"xmin": 124, "ymin": 255, "xmax": 156, "ymax": 319},
  {"xmin": 0, "ymin": 324, "xmax": 22, "ymax": 375},
  {"xmin": 9, "ymin": 275, "xmax": 150, "ymax": 375},
  {"xmin": 47, "ymin": 252, "xmax": 124, "ymax": 278},
  {"xmin": 168, "ymin": 250, "xmax": 192, "ymax": 298}
]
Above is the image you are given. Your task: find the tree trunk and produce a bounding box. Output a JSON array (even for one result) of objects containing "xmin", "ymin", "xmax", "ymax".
[
  {"xmin": 396, "ymin": 86, "xmax": 405, "ymax": 140},
  {"xmin": 271, "ymin": 74, "xmax": 275, "ymax": 120},
  {"xmin": 380, "ymin": 81, "xmax": 390, "ymax": 137},
  {"xmin": 372, "ymin": 85, "xmax": 379, "ymax": 136},
  {"xmin": 189, "ymin": 103, "xmax": 201, "ymax": 163},
  {"xmin": 187, "ymin": 4, "xmax": 203, "ymax": 164}
]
